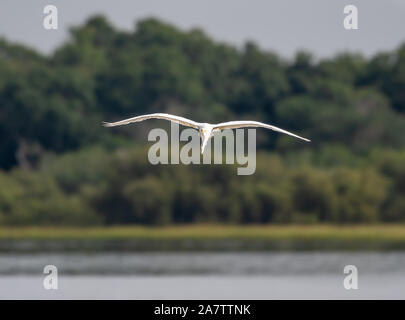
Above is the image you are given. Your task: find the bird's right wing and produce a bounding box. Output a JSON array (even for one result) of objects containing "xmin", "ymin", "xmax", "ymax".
[
  {"xmin": 103, "ymin": 113, "xmax": 200, "ymax": 129},
  {"xmin": 213, "ymin": 120, "xmax": 310, "ymax": 142}
]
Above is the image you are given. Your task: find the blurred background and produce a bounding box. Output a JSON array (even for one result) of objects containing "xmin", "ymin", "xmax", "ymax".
[{"xmin": 0, "ymin": 0, "xmax": 405, "ymax": 299}]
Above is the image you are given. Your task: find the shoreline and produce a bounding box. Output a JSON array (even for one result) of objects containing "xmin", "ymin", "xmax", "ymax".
[{"xmin": 1, "ymin": 225, "xmax": 405, "ymax": 251}]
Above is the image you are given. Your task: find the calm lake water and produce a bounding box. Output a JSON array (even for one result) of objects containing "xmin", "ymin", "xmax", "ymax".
[{"xmin": 0, "ymin": 252, "xmax": 405, "ymax": 299}]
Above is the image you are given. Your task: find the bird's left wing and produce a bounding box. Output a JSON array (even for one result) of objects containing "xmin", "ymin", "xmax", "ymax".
[
  {"xmin": 103, "ymin": 113, "xmax": 200, "ymax": 129},
  {"xmin": 213, "ymin": 121, "xmax": 310, "ymax": 142}
]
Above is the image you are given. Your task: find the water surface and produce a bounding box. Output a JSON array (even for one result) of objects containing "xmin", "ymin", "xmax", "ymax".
[{"xmin": 0, "ymin": 252, "xmax": 404, "ymax": 299}]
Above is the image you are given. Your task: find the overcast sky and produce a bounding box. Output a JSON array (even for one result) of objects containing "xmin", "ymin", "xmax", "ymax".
[{"xmin": 1, "ymin": 0, "xmax": 405, "ymax": 59}]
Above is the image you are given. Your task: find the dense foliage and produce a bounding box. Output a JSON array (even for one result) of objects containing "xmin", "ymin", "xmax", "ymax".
[{"xmin": 0, "ymin": 16, "xmax": 404, "ymax": 225}]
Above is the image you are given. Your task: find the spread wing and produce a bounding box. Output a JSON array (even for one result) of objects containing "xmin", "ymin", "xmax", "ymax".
[
  {"xmin": 103, "ymin": 113, "xmax": 200, "ymax": 129},
  {"xmin": 213, "ymin": 121, "xmax": 310, "ymax": 142}
]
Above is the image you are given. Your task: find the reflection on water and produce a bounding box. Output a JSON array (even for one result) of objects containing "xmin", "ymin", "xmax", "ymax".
[
  {"xmin": 1, "ymin": 252, "xmax": 405, "ymax": 299},
  {"xmin": 1, "ymin": 252, "xmax": 405, "ymax": 275}
]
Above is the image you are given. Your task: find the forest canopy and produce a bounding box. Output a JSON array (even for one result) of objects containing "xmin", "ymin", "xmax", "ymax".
[{"xmin": 0, "ymin": 16, "xmax": 405, "ymax": 225}]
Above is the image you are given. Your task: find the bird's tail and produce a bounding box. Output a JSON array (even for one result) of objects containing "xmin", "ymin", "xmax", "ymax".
[{"xmin": 200, "ymin": 135, "xmax": 210, "ymax": 154}]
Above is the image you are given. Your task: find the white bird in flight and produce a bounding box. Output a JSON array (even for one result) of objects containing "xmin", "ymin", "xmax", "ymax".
[{"xmin": 103, "ymin": 113, "xmax": 310, "ymax": 153}]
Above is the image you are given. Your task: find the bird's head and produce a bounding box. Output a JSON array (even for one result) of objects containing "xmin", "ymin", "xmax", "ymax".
[{"xmin": 199, "ymin": 124, "xmax": 213, "ymax": 136}]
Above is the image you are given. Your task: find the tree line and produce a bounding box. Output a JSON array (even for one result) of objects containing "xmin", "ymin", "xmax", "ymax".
[{"xmin": 0, "ymin": 16, "xmax": 404, "ymax": 225}]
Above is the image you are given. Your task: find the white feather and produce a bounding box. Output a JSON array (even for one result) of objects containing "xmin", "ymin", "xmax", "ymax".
[{"xmin": 103, "ymin": 113, "xmax": 310, "ymax": 153}]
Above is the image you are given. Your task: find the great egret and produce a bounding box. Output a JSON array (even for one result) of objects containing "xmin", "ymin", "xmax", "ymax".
[{"xmin": 103, "ymin": 113, "xmax": 310, "ymax": 153}]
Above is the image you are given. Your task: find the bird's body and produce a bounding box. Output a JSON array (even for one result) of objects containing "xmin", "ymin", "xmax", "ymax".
[
  {"xmin": 103, "ymin": 113, "xmax": 310, "ymax": 153},
  {"xmin": 199, "ymin": 123, "xmax": 215, "ymax": 153}
]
